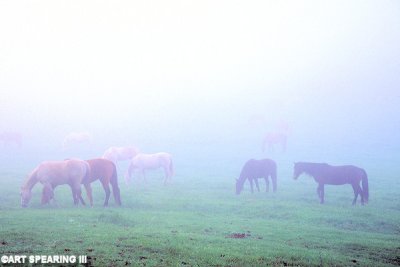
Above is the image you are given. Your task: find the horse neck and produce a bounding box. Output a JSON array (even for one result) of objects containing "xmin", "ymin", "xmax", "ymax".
[
  {"xmin": 238, "ymin": 171, "xmax": 248, "ymax": 184},
  {"xmin": 300, "ymin": 163, "xmax": 323, "ymax": 178},
  {"xmin": 22, "ymin": 168, "xmax": 39, "ymax": 191}
]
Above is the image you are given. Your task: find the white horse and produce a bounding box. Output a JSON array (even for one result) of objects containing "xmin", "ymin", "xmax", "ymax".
[
  {"xmin": 62, "ymin": 132, "xmax": 92, "ymax": 150},
  {"xmin": 125, "ymin": 152, "xmax": 174, "ymax": 185},
  {"xmin": 102, "ymin": 146, "xmax": 139, "ymax": 164}
]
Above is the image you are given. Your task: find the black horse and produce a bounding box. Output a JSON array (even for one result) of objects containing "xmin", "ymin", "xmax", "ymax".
[
  {"xmin": 235, "ymin": 159, "xmax": 277, "ymax": 194},
  {"xmin": 293, "ymin": 162, "xmax": 369, "ymax": 205}
]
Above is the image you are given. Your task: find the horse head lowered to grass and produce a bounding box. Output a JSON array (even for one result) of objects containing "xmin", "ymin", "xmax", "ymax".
[
  {"xmin": 235, "ymin": 158, "xmax": 277, "ymax": 194},
  {"xmin": 293, "ymin": 162, "xmax": 369, "ymax": 205},
  {"xmin": 20, "ymin": 159, "xmax": 90, "ymax": 207},
  {"xmin": 125, "ymin": 152, "xmax": 174, "ymax": 186}
]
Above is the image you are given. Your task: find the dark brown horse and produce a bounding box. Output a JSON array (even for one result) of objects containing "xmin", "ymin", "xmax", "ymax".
[
  {"xmin": 235, "ymin": 159, "xmax": 277, "ymax": 194},
  {"xmin": 293, "ymin": 162, "xmax": 369, "ymax": 205},
  {"xmin": 83, "ymin": 158, "xmax": 121, "ymax": 207}
]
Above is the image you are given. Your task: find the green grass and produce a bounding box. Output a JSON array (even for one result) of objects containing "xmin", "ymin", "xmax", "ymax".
[{"xmin": 0, "ymin": 166, "xmax": 399, "ymax": 267}]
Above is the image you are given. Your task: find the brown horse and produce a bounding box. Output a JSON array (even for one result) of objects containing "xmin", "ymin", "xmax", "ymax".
[
  {"xmin": 235, "ymin": 159, "xmax": 277, "ymax": 194},
  {"xmin": 20, "ymin": 159, "xmax": 90, "ymax": 207},
  {"xmin": 83, "ymin": 158, "xmax": 121, "ymax": 207},
  {"xmin": 293, "ymin": 162, "xmax": 369, "ymax": 205},
  {"xmin": 262, "ymin": 132, "xmax": 287, "ymax": 152}
]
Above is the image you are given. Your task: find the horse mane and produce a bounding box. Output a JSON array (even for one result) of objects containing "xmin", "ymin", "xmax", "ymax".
[
  {"xmin": 21, "ymin": 167, "xmax": 39, "ymax": 190},
  {"xmin": 297, "ymin": 162, "xmax": 330, "ymax": 177}
]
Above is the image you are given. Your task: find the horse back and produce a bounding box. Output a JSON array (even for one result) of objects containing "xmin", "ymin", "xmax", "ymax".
[
  {"xmin": 241, "ymin": 158, "xmax": 276, "ymax": 179},
  {"xmin": 36, "ymin": 160, "xmax": 88, "ymax": 185},
  {"xmin": 319, "ymin": 165, "xmax": 365, "ymax": 185}
]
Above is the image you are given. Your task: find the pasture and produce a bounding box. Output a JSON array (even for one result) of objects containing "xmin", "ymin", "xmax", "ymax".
[{"xmin": 0, "ymin": 153, "xmax": 399, "ymax": 267}]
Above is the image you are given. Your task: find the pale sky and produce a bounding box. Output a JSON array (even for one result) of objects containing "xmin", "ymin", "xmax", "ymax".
[{"xmin": 0, "ymin": 1, "xmax": 399, "ymax": 146}]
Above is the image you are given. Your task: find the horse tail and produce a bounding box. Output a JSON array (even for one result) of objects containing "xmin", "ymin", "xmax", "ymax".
[
  {"xmin": 82, "ymin": 161, "xmax": 91, "ymax": 184},
  {"xmin": 110, "ymin": 163, "xmax": 121, "ymax": 206},
  {"xmin": 361, "ymin": 169, "xmax": 369, "ymax": 203}
]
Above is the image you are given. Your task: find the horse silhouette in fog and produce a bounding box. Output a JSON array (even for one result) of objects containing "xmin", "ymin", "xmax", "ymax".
[
  {"xmin": 125, "ymin": 152, "xmax": 174, "ymax": 185},
  {"xmin": 0, "ymin": 131, "xmax": 22, "ymax": 148},
  {"xmin": 84, "ymin": 158, "xmax": 121, "ymax": 207},
  {"xmin": 262, "ymin": 132, "xmax": 287, "ymax": 152},
  {"xmin": 62, "ymin": 132, "xmax": 92, "ymax": 150},
  {"xmin": 293, "ymin": 162, "xmax": 369, "ymax": 205},
  {"xmin": 235, "ymin": 159, "xmax": 277, "ymax": 194},
  {"xmin": 102, "ymin": 146, "xmax": 139, "ymax": 164},
  {"xmin": 20, "ymin": 159, "xmax": 90, "ymax": 207}
]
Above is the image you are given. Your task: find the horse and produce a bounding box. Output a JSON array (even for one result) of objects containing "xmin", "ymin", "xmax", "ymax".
[
  {"xmin": 20, "ymin": 159, "xmax": 90, "ymax": 207},
  {"xmin": 62, "ymin": 132, "xmax": 92, "ymax": 150},
  {"xmin": 235, "ymin": 159, "xmax": 277, "ymax": 194},
  {"xmin": 84, "ymin": 158, "xmax": 121, "ymax": 207},
  {"xmin": 293, "ymin": 162, "xmax": 369, "ymax": 205},
  {"xmin": 0, "ymin": 131, "xmax": 22, "ymax": 147},
  {"xmin": 102, "ymin": 146, "xmax": 139, "ymax": 164},
  {"xmin": 125, "ymin": 152, "xmax": 174, "ymax": 185},
  {"xmin": 262, "ymin": 132, "xmax": 287, "ymax": 152}
]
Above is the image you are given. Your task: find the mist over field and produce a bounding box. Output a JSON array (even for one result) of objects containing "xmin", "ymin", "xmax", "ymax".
[
  {"xmin": 0, "ymin": 1, "xmax": 399, "ymax": 266},
  {"xmin": 1, "ymin": 1, "xmax": 399, "ymax": 161}
]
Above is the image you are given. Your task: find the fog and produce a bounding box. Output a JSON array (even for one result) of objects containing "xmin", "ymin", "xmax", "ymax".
[{"xmin": 1, "ymin": 0, "xmax": 399, "ymax": 174}]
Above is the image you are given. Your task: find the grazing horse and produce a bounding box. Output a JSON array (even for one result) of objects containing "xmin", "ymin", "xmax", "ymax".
[
  {"xmin": 235, "ymin": 159, "xmax": 277, "ymax": 194},
  {"xmin": 62, "ymin": 132, "xmax": 92, "ymax": 150},
  {"xmin": 125, "ymin": 152, "xmax": 174, "ymax": 185},
  {"xmin": 102, "ymin": 146, "xmax": 139, "ymax": 164},
  {"xmin": 262, "ymin": 132, "xmax": 287, "ymax": 152},
  {"xmin": 84, "ymin": 158, "xmax": 121, "ymax": 207},
  {"xmin": 20, "ymin": 159, "xmax": 90, "ymax": 207},
  {"xmin": 293, "ymin": 162, "xmax": 369, "ymax": 205},
  {"xmin": 0, "ymin": 131, "xmax": 22, "ymax": 147}
]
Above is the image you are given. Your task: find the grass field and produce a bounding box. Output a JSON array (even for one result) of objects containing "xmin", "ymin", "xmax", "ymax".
[{"xmin": 0, "ymin": 155, "xmax": 399, "ymax": 267}]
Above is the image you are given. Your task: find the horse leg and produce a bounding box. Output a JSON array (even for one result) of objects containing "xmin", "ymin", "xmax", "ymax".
[
  {"xmin": 76, "ymin": 184, "xmax": 86, "ymax": 206},
  {"xmin": 249, "ymin": 179, "xmax": 254, "ymax": 193},
  {"xmin": 71, "ymin": 183, "xmax": 85, "ymax": 206},
  {"xmin": 101, "ymin": 181, "xmax": 111, "ymax": 207},
  {"xmin": 358, "ymin": 183, "xmax": 365, "ymax": 205},
  {"xmin": 320, "ymin": 184, "xmax": 325, "ymax": 204},
  {"xmin": 254, "ymin": 178, "xmax": 260, "ymax": 192},
  {"xmin": 265, "ymin": 178, "xmax": 269, "ymax": 192},
  {"xmin": 70, "ymin": 186, "xmax": 78, "ymax": 205},
  {"xmin": 316, "ymin": 184, "xmax": 323, "ymax": 204},
  {"xmin": 84, "ymin": 183, "xmax": 93, "ymax": 207},
  {"xmin": 352, "ymin": 183, "xmax": 363, "ymax": 205},
  {"xmin": 351, "ymin": 184, "xmax": 358, "ymax": 205}
]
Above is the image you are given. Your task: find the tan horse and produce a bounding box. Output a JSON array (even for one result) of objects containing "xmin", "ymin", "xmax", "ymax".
[
  {"xmin": 20, "ymin": 159, "xmax": 90, "ymax": 207},
  {"xmin": 125, "ymin": 152, "xmax": 174, "ymax": 185},
  {"xmin": 84, "ymin": 158, "xmax": 121, "ymax": 207}
]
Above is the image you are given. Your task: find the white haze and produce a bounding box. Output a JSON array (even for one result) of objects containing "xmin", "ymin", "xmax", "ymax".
[{"xmin": 0, "ymin": 1, "xmax": 399, "ymax": 169}]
